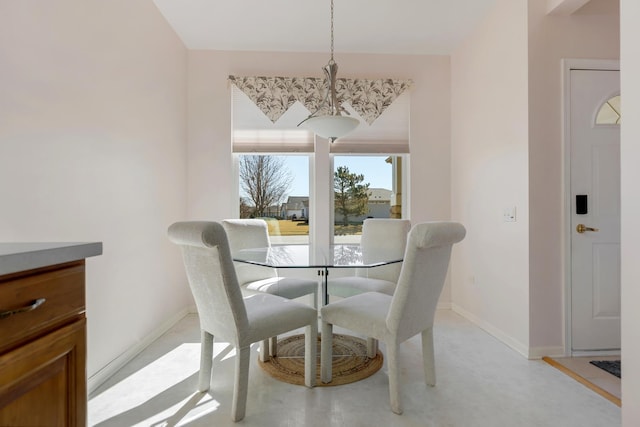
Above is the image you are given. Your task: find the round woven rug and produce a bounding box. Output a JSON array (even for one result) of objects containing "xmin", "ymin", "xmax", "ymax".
[{"xmin": 258, "ymin": 333, "xmax": 383, "ymax": 386}]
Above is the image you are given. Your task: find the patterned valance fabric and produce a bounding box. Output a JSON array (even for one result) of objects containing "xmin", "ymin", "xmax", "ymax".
[{"xmin": 229, "ymin": 75, "xmax": 412, "ymax": 125}]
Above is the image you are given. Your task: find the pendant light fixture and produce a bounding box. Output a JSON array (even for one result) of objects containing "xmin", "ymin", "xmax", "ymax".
[{"xmin": 298, "ymin": 0, "xmax": 359, "ymax": 142}]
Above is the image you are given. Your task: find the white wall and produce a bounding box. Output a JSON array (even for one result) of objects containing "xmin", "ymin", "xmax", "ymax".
[
  {"xmin": 450, "ymin": 0, "xmax": 531, "ymax": 355},
  {"xmin": 0, "ymin": 0, "xmax": 191, "ymax": 380},
  {"xmin": 187, "ymin": 50, "xmax": 454, "ymax": 302},
  {"xmin": 527, "ymin": 0, "xmax": 619, "ymax": 353},
  {"xmin": 451, "ymin": 0, "xmax": 620, "ymax": 358},
  {"xmin": 620, "ymin": 0, "xmax": 640, "ymax": 423}
]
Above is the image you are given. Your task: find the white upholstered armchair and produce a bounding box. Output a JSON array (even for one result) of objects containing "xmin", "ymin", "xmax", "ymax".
[
  {"xmin": 320, "ymin": 221, "xmax": 466, "ymax": 415},
  {"xmin": 168, "ymin": 221, "xmax": 317, "ymax": 422}
]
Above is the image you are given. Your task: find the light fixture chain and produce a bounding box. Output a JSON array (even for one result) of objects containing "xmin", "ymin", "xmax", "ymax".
[
  {"xmin": 298, "ymin": 0, "xmax": 358, "ymax": 142},
  {"xmin": 330, "ymin": 0, "xmax": 334, "ymax": 62}
]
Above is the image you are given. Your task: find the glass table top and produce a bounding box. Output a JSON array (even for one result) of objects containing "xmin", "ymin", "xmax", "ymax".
[{"xmin": 232, "ymin": 244, "xmax": 402, "ymax": 269}]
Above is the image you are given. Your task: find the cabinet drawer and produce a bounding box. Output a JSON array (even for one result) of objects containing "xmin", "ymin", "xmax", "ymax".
[{"xmin": 0, "ymin": 262, "xmax": 85, "ymax": 353}]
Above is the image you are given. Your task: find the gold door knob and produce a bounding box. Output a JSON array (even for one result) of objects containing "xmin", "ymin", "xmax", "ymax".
[{"xmin": 576, "ymin": 224, "xmax": 599, "ymax": 233}]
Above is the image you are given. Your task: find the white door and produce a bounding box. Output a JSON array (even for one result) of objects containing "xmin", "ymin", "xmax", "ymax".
[{"xmin": 570, "ymin": 69, "xmax": 621, "ymax": 352}]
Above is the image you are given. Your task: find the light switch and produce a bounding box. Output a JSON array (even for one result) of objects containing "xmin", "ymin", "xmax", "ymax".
[{"xmin": 503, "ymin": 206, "xmax": 516, "ymax": 222}]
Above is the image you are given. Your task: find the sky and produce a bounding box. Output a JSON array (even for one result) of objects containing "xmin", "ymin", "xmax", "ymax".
[{"xmin": 284, "ymin": 155, "xmax": 393, "ymax": 197}]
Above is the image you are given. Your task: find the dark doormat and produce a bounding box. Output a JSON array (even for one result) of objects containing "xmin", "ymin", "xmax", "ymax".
[{"xmin": 590, "ymin": 360, "xmax": 621, "ymax": 378}]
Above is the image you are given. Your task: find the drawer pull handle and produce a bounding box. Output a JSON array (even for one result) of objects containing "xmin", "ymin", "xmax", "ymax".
[{"xmin": 0, "ymin": 298, "xmax": 47, "ymax": 319}]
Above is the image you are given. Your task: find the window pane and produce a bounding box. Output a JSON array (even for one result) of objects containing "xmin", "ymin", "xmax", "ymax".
[
  {"xmin": 596, "ymin": 95, "xmax": 621, "ymax": 125},
  {"xmin": 333, "ymin": 155, "xmax": 405, "ymax": 243},
  {"xmin": 238, "ymin": 154, "xmax": 310, "ymax": 244}
]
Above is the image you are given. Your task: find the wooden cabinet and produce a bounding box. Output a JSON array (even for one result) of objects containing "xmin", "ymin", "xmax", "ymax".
[{"xmin": 0, "ymin": 261, "xmax": 88, "ymax": 427}]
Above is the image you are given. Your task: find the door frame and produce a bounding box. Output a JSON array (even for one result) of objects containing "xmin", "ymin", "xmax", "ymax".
[{"xmin": 562, "ymin": 58, "xmax": 620, "ymax": 356}]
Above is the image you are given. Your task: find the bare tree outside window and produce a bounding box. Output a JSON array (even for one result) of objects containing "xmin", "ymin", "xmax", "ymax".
[
  {"xmin": 239, "ymin": 196, "xmax": 253, "ymax": 218},
  {"xmin": 239, "ymin": 155, "xmax": 293, "ymax": 218},
  {"xmin": 334, "ymin": 166, "xmax": 370, "ymax": 226}
]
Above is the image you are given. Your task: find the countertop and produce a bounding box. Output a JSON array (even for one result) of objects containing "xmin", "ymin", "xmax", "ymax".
[{"xmin": 0, "ymin": 242, "xmax": 103, "ymax": 276}]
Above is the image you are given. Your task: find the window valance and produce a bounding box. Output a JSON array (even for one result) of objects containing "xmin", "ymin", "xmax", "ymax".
[{"xmin": 229, "ymin": 75, "xmax": 412, "ymax": 126}]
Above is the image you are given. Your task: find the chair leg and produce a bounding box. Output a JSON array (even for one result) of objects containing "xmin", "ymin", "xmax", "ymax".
[
  {"xmin": 198, "ymin": 330, "xmax": 213, "ymax": 392},
  {"xmin": 232, "ymin": 345, "xmax": 251, "ymax": 422},
  {"xmin": 259, "ymin": 339, "xmax": 270, "ymax": 362},
  {"xmin": 320, "ymin": 321, "xmax": 333, "ymax": 383},
  {"xmin": 422, "ymin": 327, "xmax": 436, "ymax": 386},
  {"xmin": 304, "ymin": 323, "xmax": 317, "ymax": 387},
  {"xmin": 387, "ymin": 341, "xmax": 403, "ymax": 415},
  {"xmin": 366, "ymin": 337, "xmax": 378, "ymax": 358},
  {"xmin": 269, "ymin": 336, "xmax": 278, "ymax": 356}
]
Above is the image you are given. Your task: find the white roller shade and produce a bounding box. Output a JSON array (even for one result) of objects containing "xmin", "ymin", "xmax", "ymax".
[
  {"xmin": 329, "ymin": 92, "xmax": 410, "ymax": 153},
  {"xmin": 232, "ymin": 85, "xmax": 315, "ymax": 153}
]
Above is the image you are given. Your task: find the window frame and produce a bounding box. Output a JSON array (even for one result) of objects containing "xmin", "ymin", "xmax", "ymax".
[{"xmin": 232, "ymin": 146, "xmax": 410, "ymax": 248}]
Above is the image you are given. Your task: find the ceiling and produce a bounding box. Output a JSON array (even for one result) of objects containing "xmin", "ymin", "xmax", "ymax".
[{"xmin": 153, "ymin": 0, "xmax": 498, "ymax": 55}]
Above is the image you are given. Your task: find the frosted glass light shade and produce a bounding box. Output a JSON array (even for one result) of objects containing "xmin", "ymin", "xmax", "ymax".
[{"xmin": 301, "ymin": 115, "xmax": 359, "ymax": 141}]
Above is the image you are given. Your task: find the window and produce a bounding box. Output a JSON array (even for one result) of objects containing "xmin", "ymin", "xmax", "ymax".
[
  {"xmin": 236, "ymin": 154, "xmax": 310, "ymax": 244},
  {"xmin": 596, "ymin": 95, "xmax": 621, "ymax": 125},
  {"xmin": 333, "ymin": 155, "xmax": 406, "ymax": 243},
  {"xmin": 231, "ymin": 83, "xmax": 410, "ymax": 247}
]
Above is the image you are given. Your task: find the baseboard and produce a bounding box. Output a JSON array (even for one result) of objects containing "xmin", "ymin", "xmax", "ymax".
[
  {"xmin": 451, "ymin": 303, "xmax": 530, "ymax": 359},
  {"xmin": 528, "ymin": 346, "xmax": 566, "ymax": 359},
  {"xmin": 88, "ymin": 306, "xmax": 196, "ymax": 394}
]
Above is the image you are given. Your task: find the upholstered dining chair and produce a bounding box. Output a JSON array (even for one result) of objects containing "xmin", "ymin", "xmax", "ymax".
[
  {"xmin": 327, "ymin": 218, "xmax": 411, "ymax": 298},
  {"xmin": 222, "ymin": 219, "xmax": 319, "ymax": 356},
  {"xmin": 222, "ymin": 219, "xmax": 319, "ymax": 305},
  {"xmin": 320, "ymin": 221, "xmax": 466, "ymax": 415},
  {"xmin": 327, "ymin": 218, "xmax": 410, "ymax": 356},
  {"xmin": 168, "ymin": 221, "xmax": 317, "ymax": 422}
]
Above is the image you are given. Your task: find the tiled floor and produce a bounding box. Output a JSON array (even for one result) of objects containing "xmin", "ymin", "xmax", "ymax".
[
  {"xmin": 545, "ymin": 355, "xmax": 621, "ymax": 404},
  {"xmin": 88, "ymin": 310, "xmax": 621, "ymax": 427}
]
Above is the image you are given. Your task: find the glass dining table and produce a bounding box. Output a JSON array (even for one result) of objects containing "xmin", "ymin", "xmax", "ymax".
[
  {"xmin": 232, "ymin": 244, "xmax": 403, "ymax": 305},
  {"xmin": 233, "ymin": 244, "xmax": 403, "ymax": 386}
]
